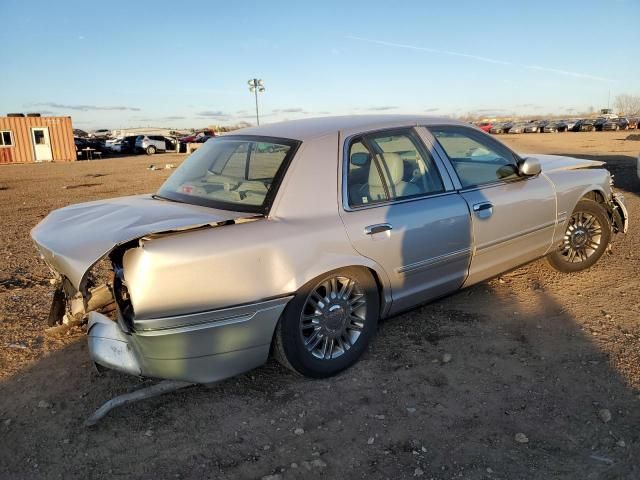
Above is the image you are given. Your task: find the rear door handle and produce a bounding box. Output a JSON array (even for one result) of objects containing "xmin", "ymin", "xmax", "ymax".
[
  {"xmin": 472, "ymin": 202, "xmax": 493, "ymax": 219},
  {"xmin": 365, "ymin": 223, "xmax": 393, "ymax": 235}
]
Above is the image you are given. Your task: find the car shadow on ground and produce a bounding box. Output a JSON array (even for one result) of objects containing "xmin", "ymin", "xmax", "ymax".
[{"xmin": 1, "ymin": 267, "xmax": 639, "ymax": 479}]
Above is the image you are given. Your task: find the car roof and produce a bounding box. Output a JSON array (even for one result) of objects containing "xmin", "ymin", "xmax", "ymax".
[{"xmin": 231, "ymin": 115, "xmax": 469, "ymax": 141}]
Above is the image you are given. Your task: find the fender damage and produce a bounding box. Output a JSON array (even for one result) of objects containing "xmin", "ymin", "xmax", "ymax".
[{"xmin": 31, "ymin": 194, "xmax": 260, "ymax": 326}]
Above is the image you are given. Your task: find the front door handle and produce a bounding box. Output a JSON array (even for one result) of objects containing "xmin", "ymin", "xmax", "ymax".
[
  {"xmin": 365, "ymin": 223, "xmax": 393, "ymax": 235},
  {"xmin": 473, "ymin": 202, "xmax": 493, "ymax": 219}
]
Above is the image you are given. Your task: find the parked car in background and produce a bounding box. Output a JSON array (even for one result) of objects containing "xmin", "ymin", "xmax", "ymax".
[
  {"xmin": 489, "ymin": 122, "xmax": 513, "ymax": 134},
  {"xmin": 579, "ymin": 119, "xmax": 597, "ymax": 132},
  {"xmin": 164, "ymin": 136, "xmax": 178, "ymax": 150},
  {"xmin": 74, "ymin": 137, "xmax": 106, "ymax": 160},
  {"xmin": 508, "ymin": 122, "xmax": 528, "ymax": 134},
  {"xmin": 524, "ymin": 121, "xmax": 544, "ymax": 133},
  {"xmin": 558, "ymin": 120, "xmax": 573, "ymax": 132},
  {"xmin": 89, "ymin": 129, "xmax": 112, "ymax": 139},
  {"xmin": 179, "ymin": 131, "xmax": 216, "ymax": 143},
  {"xmin": 135, "ymin": 135, "xmax": 167, "ymax": 155},
  {"xmin": 543, "ymin": 121, "xmax": 560, "ymax": 133},
  {"xmin": 32, "ymin": 115, "xmax": 628, "ymax": 385},
  {"xmin": 73, "ymin": 129, "xmax": 88, "ymax": 138},
  {"xmin": 594, "ymin": 117, "xmax": 608, "ymax": 131},
  {"xmin": 542, "ymin": 120, "xmax": 571, "ymax": 133},
  {"xmin": 476, "ymin": 122, "xmax": 493, "ymax": 133},
  {"xmin": 105, "ymin": 138, "xmax": 122, "ymax": 151},
  {"xmin": 603, "ymin": 117, "xmax": 630, "ymax": 131},
  {"xmin": 119, "ymin": 136, "xmax": 138, "ymax": 154},
  {"xmin": 627, "ymin": 118, "xmax": 639, "ymax": 130}
]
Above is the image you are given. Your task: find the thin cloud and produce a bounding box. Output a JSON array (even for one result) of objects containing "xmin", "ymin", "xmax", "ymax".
[
  {"xmin": 31, "ymin": 102, "xmax": 141, "ymax": 112},
  {"xmin": 27, "ymin": 110, "xmax": 55, "ymax": 116},
  {"xmin": 346, "ymin": 36, "xmax": 613, "ymax": 83},
  {"xmin": 272, "ymin": 108, "xmax": 304, "ymax": 113},
  {"xmin": 367, "ymin": 106, "xmax": 397, "ymax": 111},
  {"xmin": 424, "ymin": 108, "xmax": 440, "ymax": 112},
  {"xmin": 164, "ymin": 116, "xmax": 186, "ymax": 120},
  {"xmin": 196, "ymin": 110, "xmax": 230, "ymax": 119}
]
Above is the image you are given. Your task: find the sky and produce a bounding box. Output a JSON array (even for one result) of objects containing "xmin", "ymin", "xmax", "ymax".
[{"xmin": 1, "ymin": 0, "xmax": 639, "ymax": 130}]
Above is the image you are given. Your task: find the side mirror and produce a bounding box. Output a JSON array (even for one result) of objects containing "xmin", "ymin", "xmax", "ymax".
[{"xmin": 518, "ymin": 157, "xmax": 541, "ymax": 176}]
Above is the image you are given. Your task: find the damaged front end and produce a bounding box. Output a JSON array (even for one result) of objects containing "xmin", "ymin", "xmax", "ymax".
[
  {"xmin": 609, "ymin": 191, "xmax": 629, "ymax": 235},
  {"xmin": 46, "ymin": 273, "xmax": 116, "ymax": 331},
  {"xmin": 31, "ymin": 194, "xmax": 270, "ymax": 381}
]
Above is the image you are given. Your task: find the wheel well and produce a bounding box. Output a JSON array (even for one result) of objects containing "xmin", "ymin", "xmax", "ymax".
[
  {"xmin": 364, "ymin": 267, "xmax": 386, "ymax": 314},
  {"xmin": 582, "ymin": 190, "xmax": 605, "ymax": 204}
]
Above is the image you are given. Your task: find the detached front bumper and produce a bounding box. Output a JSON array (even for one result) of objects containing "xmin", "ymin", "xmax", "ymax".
[
  {"xmin": 611, "ymin": 192, "xmax": 629, "ymax": 234},
  {"xmin": 87, "ymin": 296, "xmax": 292, "ymax": 384}
]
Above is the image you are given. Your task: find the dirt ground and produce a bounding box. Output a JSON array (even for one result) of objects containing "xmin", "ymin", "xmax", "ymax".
[{"xmin": 0, "ymin": 132, "xmax": 639, "ymax": 480}]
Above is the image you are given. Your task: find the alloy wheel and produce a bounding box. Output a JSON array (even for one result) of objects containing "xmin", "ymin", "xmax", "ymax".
[
  {"xmin": 299, "ymin": 276, "xmax": 367, "ymax": 360},
  {"xmin": 560, "ymin": 211, "xmax": 603, "ymax": 263}
]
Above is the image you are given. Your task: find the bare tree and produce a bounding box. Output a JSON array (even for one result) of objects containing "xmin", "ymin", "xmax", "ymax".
[{"xmin": 614, "ymin": 94, "xmax": 640, "ymax": 116}]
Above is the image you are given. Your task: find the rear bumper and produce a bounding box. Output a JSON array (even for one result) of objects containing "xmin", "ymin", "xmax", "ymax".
[{"xmin": 87, "ymin": 296, "xmax": 292, "ymax": 383}]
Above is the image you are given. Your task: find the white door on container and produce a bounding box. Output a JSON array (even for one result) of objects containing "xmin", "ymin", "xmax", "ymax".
[{"xmin": 32, "ymin": 127, "xmax": 53, "ymax": 162}]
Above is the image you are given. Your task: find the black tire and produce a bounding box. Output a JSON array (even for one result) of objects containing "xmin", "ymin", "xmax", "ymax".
[
  {"xmin": 274, "ymin": 267, "xmax": 379, "ymax": 378},
  {"xmin": 146, "ymin": 145, "xmax": 156, "ymax": 155},
  {"xmin": 546, "ymin": 199, "xmax": 611, "ymax": 273}
]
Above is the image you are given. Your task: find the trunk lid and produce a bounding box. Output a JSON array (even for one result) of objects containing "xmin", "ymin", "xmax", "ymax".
[{"xmin": 31, "ymin": 194, "xmax": 256, "ymax": 290}]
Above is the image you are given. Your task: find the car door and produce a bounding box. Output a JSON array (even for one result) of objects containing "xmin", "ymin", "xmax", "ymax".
[
  {"xmin": 425, "ymin": 125, "xmax": 556, "ymax": 286},
  {"xmin": 339, "ymin": 127, "xmax": 472, "ymax": 315}
]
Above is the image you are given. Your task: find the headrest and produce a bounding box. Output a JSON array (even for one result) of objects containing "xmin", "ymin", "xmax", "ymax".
[
  {"xmin": 369, "ymin": 152, "xmax": 403, "ymax": 187},
  {"xmin": 350, "ymin": 152, "xmax": 370, "ymax": 167}
]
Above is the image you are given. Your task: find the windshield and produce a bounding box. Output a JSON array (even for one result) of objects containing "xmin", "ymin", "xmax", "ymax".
[{"xmin": 157, "ymin": 135, "xmax": 299, "ymax": 213}]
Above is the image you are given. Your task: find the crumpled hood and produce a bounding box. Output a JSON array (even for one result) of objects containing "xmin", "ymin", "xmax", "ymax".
[
  {"xmin": 31, "ymin": 194, "xmax": 254, "ymax": 290},
  {"xmin": 525, "ymin": 153, "xmax": 605, "ymax": 172}
]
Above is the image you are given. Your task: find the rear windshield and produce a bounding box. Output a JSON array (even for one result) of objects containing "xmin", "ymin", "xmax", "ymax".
[{"xmin": 157, "ymin": 135, "xmax": 299, "ymax": 213}]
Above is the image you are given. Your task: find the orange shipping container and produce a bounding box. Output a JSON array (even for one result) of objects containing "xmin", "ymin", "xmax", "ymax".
[{"xmin": 0, "ymin": 116, "xmax": 76, "ymax": 164}]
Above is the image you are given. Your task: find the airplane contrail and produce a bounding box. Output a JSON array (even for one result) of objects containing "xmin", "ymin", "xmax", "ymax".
[{"xmin": 346, "ymin": 36, "xmax": 613, "ymax": 83}]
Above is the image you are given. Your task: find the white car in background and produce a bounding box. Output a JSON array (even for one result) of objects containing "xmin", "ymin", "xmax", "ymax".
[
  {"xmin": 105, "ymin": 138, "xmax": 123, "ymax": 152},
  {"xmin": 135, "ymin": 135, "xmax": 168, "ymax": 155},
  {"xmin": 89, "ymin": 129, "xmax": 112, "ymax": 139}
]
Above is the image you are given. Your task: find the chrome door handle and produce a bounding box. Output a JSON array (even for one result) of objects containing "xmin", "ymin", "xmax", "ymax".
[
  {"xmin": 472, "ymin": 202, "xmax": 493, "ymax": 219},
  {"xmin": 364, "ymin": 223, "xmax": 393, "ymax": 235}
]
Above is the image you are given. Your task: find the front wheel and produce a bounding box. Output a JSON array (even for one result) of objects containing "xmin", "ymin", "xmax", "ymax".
[
  {"xmin": 146, "ymin": 145, "xmax": 156, "ymax": 155},
  {"xmin": 546, "ymin": 199, "xmax": 611, "ymax": 273},
  {"xmin": 274, "ymin": 268, "xmax": 379, "ymax": 378}
]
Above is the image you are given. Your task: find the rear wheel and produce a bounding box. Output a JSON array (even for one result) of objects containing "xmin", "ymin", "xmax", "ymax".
[
  {"xmin": 546, "ymin": 199, "xmax": 611, "ymax": 273},
  {"xmin": 274, "ymin": 268, "xmax": 379, "ymax": 378},
  {"xmin": 146, "ymin": 145, "xmax": 156, "ymax": 155}
]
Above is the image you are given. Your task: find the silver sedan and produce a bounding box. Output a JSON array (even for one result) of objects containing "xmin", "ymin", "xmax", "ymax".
[{"xmin": 31, "ymin": 115, "xmax": 628, "ymax": 383}]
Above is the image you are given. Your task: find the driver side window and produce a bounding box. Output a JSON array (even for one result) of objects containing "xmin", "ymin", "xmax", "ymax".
[{"xmin": 429, "ymin": 126, "xmax": 519, "ymax": 188}]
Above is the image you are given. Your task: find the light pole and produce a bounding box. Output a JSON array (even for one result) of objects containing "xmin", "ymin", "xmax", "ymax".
[{"xmin": 247, "ymin": 78, "xmax": 265, "ymax": 126}]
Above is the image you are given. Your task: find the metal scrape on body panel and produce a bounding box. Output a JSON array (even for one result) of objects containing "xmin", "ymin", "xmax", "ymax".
[
  {"xmin": 31, "ymin": 194, "xmax": 253, "ymax": 290},
  {"xmin": 87, "ymin": 312, "xmax": 141, "ymax": 376}
]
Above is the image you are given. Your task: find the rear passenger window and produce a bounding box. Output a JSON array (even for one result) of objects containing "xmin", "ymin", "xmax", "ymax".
[
  {"xmin": 430, "ymin": 126, "xmax": 519, "ymax": 188},
  {"xmin": 347, "ymin": 129, "xmax": 444, "ymax": 207}
]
